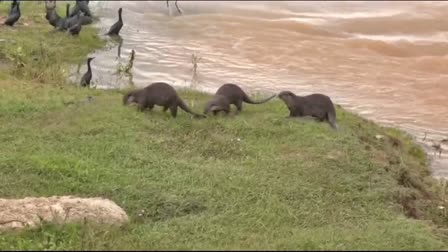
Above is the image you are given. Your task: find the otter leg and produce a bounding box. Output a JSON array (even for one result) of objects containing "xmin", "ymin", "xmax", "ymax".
[
  {"xmin": 137, "ymin": 103, "xmax": 148, "ymax": 112},
  {"xmin": 169, "ymin": 105, "xmax": 178, "ymax": 118},
  {"xmin": 315, "ymin": 115, "xmax": 325, "ymax": 122},
  {"xmin": 163, "ymin": 105, "xmax": 169, "ymax": 112},
  {"xmin": 212, "ymin": 110, "xmax": 219, "ymax": 116},
  {"xmin": 235, "ymin": 100, "xmax": 243, "ymax": 114}
]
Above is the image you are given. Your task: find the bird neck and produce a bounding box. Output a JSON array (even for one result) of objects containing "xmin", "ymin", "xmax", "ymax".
[
  {"xmin": 87, "ymin": 60, "xmax": 92, "ymax": 72},
  {"xmin": 118, "ymin": 11, "xmax": 122, "ymax": 22}
]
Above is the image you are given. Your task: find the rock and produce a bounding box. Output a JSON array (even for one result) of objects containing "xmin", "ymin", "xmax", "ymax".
[
  {"xmin": 375, "ymin": 134, "xmax": 384, "ymax": 140},
  {"xmin": 0, "ymin": 196, "xmax": 129, "ymax": 232}
]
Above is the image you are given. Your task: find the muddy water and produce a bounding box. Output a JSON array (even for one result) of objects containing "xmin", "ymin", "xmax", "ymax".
[{"xmin": 82, "ymin": 1, "xmax": 447, "ymax": 177}]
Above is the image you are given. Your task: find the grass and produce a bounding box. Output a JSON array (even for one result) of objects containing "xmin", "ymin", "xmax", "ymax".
[{"xmin": 1, "ymin": 1, "xmax": 448, "ymax": 250}]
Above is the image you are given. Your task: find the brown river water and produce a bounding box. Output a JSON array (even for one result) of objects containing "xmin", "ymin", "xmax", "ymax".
[{"xmin": 78, "ymin": 1, "xmax": 448, "ymax": 178}]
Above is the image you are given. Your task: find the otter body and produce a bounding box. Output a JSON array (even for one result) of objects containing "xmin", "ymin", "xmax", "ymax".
[
  {"xmin": 278, "ymin": 91, "xmax": 338, "ymax": 130},
  {"xmin": 204, "ymin": 83, "xmax": 275, "ymax": 115},
  {"xmin": 123, "ymin": 82, "xmax": 205, "ymax": 118}
]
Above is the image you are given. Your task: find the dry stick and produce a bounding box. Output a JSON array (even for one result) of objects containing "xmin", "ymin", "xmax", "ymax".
[
  {"xmin": 0, "ymin": 219, "xmax": 27, "ymax": 225},
  {"xmin": 166, "ymin": 0, "xmax": 182, "ymax": 15},
  {"xmin": 174, "ymin": 0, "xmax": 182, "ymax": 14}
]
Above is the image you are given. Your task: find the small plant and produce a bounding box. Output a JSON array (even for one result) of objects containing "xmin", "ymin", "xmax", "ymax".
[
  {"xmin": 117, "ymin": 49, "xmax": 136, "ymax": 87},
  {"xmin": 7, "ymin": 46, "xmax": 26, "ymax": 70},
  {"xmin": 190, "ymin": 53, "xmax": 202, "ymax": 87},
  {"xmin": 117, "ymin": 49, "xmax": 136, "ymax": 75}
]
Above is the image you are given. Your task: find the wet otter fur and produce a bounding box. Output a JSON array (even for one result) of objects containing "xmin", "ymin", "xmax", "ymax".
[
  {"xmin": 204, "ymin": 83, "xmax": 276, "ymax": 115},
  {"xmin": 123, "ymin": 82, "xmax": 206, "ymax": 119},
  {"xmin": 278, "ymin": 91, "xmax": 338, "ymax": 130}
]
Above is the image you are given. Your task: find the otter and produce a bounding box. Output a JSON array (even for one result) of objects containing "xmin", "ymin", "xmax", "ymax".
[
  {"xmin": 278, "ymin": 91, "xmax": 338, "ymax": 130},
  {"xmin": 204, "ymin": 83, "xmax": 275, "ymax": 115},
  {"xmin": 123, "ymin": 82, "xmax": 206, "ymax": 119}
]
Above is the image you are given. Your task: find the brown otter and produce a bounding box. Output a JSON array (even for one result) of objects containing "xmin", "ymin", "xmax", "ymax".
[
  {"xmin": 123, "ymin": 82, "xmax": 206, "ymax": 119},
  {"xmin": 204, "ymin": 83, "xmax": 276, "ymax": 115},
  {"xmin": 278, "ymin": 90, "xmax": 338, "ymax": 130}
]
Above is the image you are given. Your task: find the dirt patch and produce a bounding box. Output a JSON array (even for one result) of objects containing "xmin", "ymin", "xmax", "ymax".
[{"xmin": 0, "ymin": 196, "xmax": 129, "ymax": 232}]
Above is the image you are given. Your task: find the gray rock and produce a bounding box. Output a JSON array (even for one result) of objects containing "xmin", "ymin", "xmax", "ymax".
[{"xmin": 0, "ymin": 196, "xmax": 129, "ymax": 232}]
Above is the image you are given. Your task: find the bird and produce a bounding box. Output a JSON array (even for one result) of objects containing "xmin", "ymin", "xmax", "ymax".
[
  {"xmin": 8, "ymin": 0, "xmax": 18, "ymax": 15},
  {"xmin": 80, "ymin": 57, "xmax": 94, "ymax": 87},
  {"xmin": 45, "ymin": 1, "xmax": 62, "ymax": 28},
  {"xmin": 55, "ymin": 3, "xmax": 71, "ymax": 31},
  {"xmin": 4, "ymin": 0, "xmax": 21, "ymax": 26},
  {"xmin": 78, "ymin": 14, "xmax": 93, "ymax": 26},
  {"xmin": 69, "ymin": 0, "xmax": 91, "ymax": 18},
  {"xmin": 68, "ymin": 13, "xmax": 82, "ymax": 36},
  {"xmin": 106, "ymin": 7, "xmax": 123, "ymax": 36}
]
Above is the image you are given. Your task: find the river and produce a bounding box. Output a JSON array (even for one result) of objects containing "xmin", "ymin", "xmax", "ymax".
[{"xmin": 80, "ymin": 1, "xmax": 447, "ymax": 178}]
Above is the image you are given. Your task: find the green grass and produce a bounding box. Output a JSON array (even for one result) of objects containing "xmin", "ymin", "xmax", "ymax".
[{"xmin": 1, "ymin": 2, "xmax": 448, "ymax": 250}]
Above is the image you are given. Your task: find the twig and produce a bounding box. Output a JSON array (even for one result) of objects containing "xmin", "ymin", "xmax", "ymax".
[
  {"xmin": 174, "ymin": 0, "xmax": 182, "ymax": 15},
  {"xmin": 166, "ymin": 0, "xmax": 182, "ymax": 15},
  {"xmin": 0, "ymin": 219, "xmax": 27, "ymax": 225}
]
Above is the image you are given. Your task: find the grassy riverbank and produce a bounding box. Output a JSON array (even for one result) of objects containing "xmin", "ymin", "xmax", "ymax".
[{"xmin": 1, "ymin": 2, "xmax": 448, "ymax": 250}]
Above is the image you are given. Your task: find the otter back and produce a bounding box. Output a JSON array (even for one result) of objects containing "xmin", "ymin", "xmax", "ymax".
[{"xmin": 214, "ymin": 83, "xmax": 275, "ymax": 113}]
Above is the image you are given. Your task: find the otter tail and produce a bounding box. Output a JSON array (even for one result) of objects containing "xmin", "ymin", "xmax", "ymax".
[
  {"xmin": 327, "ymin": 110, "xmax": 338, "ymax": 131},
  {"xmin": 243, "ymin": 93, "xmax": 276, "ymax": 105},
  {"xmin": 178, "ymin": 99, "xmax": 206, "ymax": 119}
]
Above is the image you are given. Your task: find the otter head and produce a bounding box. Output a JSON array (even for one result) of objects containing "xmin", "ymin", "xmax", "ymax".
[
  {"xmin": 278, "ymin": 91, "xmax": 295, "ymax": 102},
  {"xmin": 203, "ymin": 101, "xmax": 217, "ymax": 115},
  {"xmin": 123, "ymin": 92, "xmax": 137, "ymax": 106}
]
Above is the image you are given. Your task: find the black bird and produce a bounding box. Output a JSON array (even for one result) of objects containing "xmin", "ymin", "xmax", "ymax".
[
  {"xmin": 68, "ymin": 13, "xmax": 82, "ymax": 36},
  {"xmin": 4, "ymin": 0, "xmax": 21, "ymax": 26},
  {"xmin": 80, "ymin": 57, "xmax": 94, "ymax": 87},
  {"xmin": 8, "ymin": 0, "xmax": 18, "ymax": 15},
  {"xmin": 79, "ymin": 14, "xmax": 93, "ymax": 26},
  {"xmin": 45, "ymin": 1, "xmax": 62, "ymax": 28},
  {"xmin": 69, "ymin": 0, "xmax": 91, "ymax": 18},
  {"xmin": 56, "ymin": 3, "xmax": 71, "ymax": 31},
  {"xmin": 65, "ymin": 9, "xmax": 80, "ymax": 30},
  {"xmin": 65, "ymin": 2, "xmax": 92, "ymax": 28},
  {"xmin": 106, "ymin": 8, "xmax": 123, "ymax": 36}
]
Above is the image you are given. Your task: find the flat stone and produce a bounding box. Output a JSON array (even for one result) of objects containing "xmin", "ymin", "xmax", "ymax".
[{"xmin": 0, "ymin": 196, "xmax": 129, "ymax": 232}]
